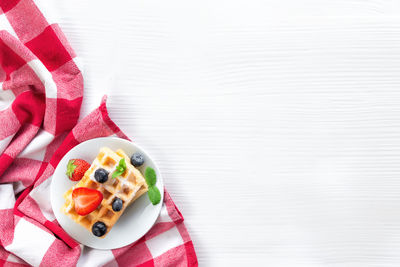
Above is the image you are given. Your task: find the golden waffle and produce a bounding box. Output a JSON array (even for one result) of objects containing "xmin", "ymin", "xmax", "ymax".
[{"xmin": 61, "ymin": 147, "xmax": 148, "ymax": 237}]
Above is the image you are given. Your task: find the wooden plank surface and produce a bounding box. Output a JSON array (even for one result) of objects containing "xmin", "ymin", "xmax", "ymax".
[{"xmin": 40, "ymin": 0, "xmax": 400, "ymax": 265}]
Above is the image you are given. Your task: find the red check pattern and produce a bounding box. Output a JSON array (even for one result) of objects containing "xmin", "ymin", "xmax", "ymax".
[{"xmin": 0, "ymin": 1, "xmax": 197, "ymax": 266}]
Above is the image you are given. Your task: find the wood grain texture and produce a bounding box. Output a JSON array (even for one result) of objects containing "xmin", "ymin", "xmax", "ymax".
[{"xmin": 39, "ymin": 0, "xmax": 400, "ymax": 265}]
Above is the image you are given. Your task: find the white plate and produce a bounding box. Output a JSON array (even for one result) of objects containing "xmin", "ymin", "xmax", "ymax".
[{"xmin": 50, "ymin": 137, "xmax": 163, "ymax": 249}]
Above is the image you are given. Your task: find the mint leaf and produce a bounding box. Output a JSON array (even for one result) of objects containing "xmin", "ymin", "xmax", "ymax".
[
  {"xmin": 66, "ymin": 160, "xmax": 77, "ymax": 178},
  {"xmin": 112, "ymin": 169, "xmax": 123, "ymax": 179},
  {"xmin": 112, "ymin": 158, "xmax": 126, "ymax": 178},
  {"xmin": 145, "ymin": 167, "xmax": 157, "ymax": 186},
  {"xmin": 148, "ymin": 186, "xmax": 161, "ymax": 205},
  {"xmin": 120, "ymin": 158, "xmax": 126, "ymax": 169},
  {"xmin": 145, "ymin": 167, "xmax": 161, "ymax": 205}
]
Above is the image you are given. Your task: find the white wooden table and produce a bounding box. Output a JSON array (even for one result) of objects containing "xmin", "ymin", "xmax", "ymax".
[{"xmin": 40, "ymin": 0, "xmax": 400, "ymax": 265}]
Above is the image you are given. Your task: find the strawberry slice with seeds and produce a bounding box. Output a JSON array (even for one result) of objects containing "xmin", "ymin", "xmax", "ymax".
[
  {"xmin": 66, "ymin": 159, "xmax": 90, "ymax": 181},
  {"xmin": 72, "ymin": 187, "xmax": 103, "ymax": 216}
]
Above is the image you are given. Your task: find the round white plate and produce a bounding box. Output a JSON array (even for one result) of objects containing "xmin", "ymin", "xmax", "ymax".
[{"xmin": 50, "ymin": 137, "xmax": 163, "ymax": 249}]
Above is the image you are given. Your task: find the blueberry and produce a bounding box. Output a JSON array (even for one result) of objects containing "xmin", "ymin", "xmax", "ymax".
[
  {"xmin": 92, "ymin": 221, "xmax": 107, "ymax": 237},
  {"xmin": 112, "ymin": 198, "xmax": 123, "ymax": 212},
  {"xmin": 130, "ymin": 153, "xmax": 144, "ymax": 167},
  {"xmin": 94, "ymin": 168, "xmax": 109, "ymax": 183}
]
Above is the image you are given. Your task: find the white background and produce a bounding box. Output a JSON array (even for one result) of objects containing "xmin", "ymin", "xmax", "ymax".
[{"xmin": 40, "ymin": 0, "xmax": 400, "ymax": 266}]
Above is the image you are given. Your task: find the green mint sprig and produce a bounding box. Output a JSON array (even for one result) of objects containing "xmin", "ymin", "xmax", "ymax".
[
  {"xmin": 145, "ymin": 167, "xmax": 157, "ymax": 186},
  {"xmin": 145, "ymin": 167, "xmax": 161, "ymax": 205},
  {"xmin": 112, "ymin": 158, "xmax": 126, "ymax": 178},
  {"xmin": 148, "ymin": 186, "xmax": 161, "ymax": 205}
]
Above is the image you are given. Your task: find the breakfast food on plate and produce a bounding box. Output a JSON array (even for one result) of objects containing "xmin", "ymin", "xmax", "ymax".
[
  {"xmin": 130, "ymin": 152, "xmax": 145, "ymax": 167},
  {"xmin": 66, "ymin": 159, "xmax": 90, "ymax": 181},
  {"xmin": 62, "ymin": 147, "xmax": 148, "ymax": 237},
  {"xmin": 144, "ymin": 166, "xmax": 161, "ymax": 205},
  {"xmin": 72, "ymin": 187, "xmax": 103, "ymax": 216}
]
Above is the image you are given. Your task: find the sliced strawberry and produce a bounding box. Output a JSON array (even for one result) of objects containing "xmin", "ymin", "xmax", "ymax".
[
  {"xmin": 72, "ymin": 187, "xmax": 103, "ymax": 216},
  {"xmin": 66, "ymin": 159, "xmax": 90, "ymax": 181}
]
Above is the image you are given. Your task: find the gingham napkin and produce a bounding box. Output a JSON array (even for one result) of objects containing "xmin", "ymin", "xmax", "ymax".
[{"xmin": 0, "ymin": 0, "xmax": 197, "ymax": 266}]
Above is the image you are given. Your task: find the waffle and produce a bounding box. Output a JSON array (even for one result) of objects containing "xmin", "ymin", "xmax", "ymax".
[{"xmin": 61, "ymin": 147, "xmax": 148, "ymax": 237}]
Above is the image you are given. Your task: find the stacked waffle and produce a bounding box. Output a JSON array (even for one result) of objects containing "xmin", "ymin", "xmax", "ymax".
[{"xmin": 62, "ymin": 147, "xmax": 148, "ymax": 237}]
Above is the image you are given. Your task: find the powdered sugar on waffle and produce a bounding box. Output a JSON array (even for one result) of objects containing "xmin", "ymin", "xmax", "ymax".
[{"xmin": 87, "ymin": 150, "xmax": 144, "ymax": 204}]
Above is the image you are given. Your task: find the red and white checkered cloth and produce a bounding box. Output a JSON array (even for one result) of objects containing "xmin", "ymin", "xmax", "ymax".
[{"xmin": 0, "ymin": 1, "xmax": 197, "ymax": 266}]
